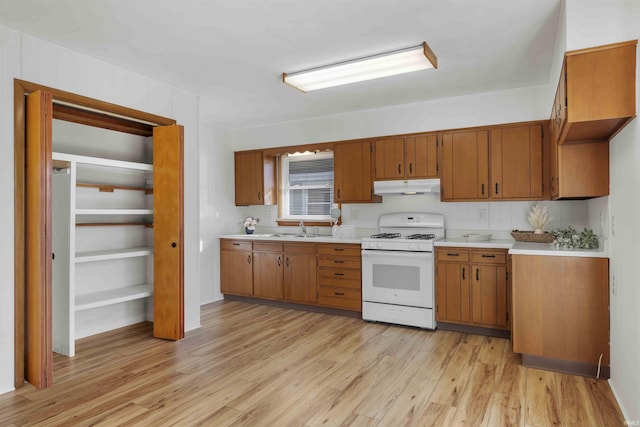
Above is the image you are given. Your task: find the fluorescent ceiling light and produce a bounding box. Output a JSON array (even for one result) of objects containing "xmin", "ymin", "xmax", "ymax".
[{"xmin": 283, "ymin": 42, "xmax": 437, "ymax": 92}]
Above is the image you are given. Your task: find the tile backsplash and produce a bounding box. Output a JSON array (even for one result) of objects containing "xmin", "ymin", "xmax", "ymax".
[{"xmin": 239, "ymin": 195, "xmax": 593, "ymax": 240}]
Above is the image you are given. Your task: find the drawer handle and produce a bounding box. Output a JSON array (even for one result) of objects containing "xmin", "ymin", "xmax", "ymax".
[
  {"xmin": 447, "ymin": 253, "xmax": 459, "ymax": 257},
  {"xmin": 278, "ymin": 256, "xmax": 281, "ymax": 266},
  {"xmin": 334, "ymin": 260, "xmax": 345, "ymax": 264},
  {"xmin": 476, "ymin": 268, "xmax": 480, "ymax": 281},
  {"xmin": 334, "ymin": 272, "xmax": 344, "ymax": 277},
  {"xmin": 232, "ymin": 243, "xmax": 240, "ymax": 246},
  {"xmin": 335, "ymin": 291, "xmax": 345, "ymax": 296},
  {"xmin": 247, "ymin": 254, "xmax": 251, "ymax": 264},
  {"xmin": 481, "ymin": 254, "xmax": 496, "ymax": 258},
  {"xmin": 462, "ymin": 267, "xmax": 466, "ymax": 280},
  {"xmin": 334, "ymin": 248, "xmax": 344, "ymax": 252}
]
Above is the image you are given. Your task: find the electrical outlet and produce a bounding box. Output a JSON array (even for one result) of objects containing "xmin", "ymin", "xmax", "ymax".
[
  {"xmin": 611, "ymin": 215, "xmax": 615, "ymax": 236},
  {"xmin": 612, "ymin": 274, "xmax": 617, "ymax": 296}
]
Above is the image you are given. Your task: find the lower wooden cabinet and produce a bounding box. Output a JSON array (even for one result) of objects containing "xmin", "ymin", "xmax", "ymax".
[
  {"xmin": 220, "ymin": 240, "xmax": 254, "ymax": 296},
  {"xmin": 220, "ymin": 239, "xmax": 362, "ymax": 311},
  {"xmin": 253, "ymin": 242, "xmax": 284, "ymax": 300},
  {"xmin": 283, "ymin": 244, "xmax": 317, "ymax": 304},
  {"xmin": 316, "ymin": 243, "xmax": 362, "ymax": 311},
  {"xmin": 511, "ymin": 255, "xmax": 609, "ymax": 376},
  {"xmin": 435, "ymin": 247, "xmax": 509, "ymax": 330}
]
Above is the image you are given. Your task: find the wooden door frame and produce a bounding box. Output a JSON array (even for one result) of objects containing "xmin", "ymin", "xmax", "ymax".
[{"xmin": 14, "ymin": 79, "xmax": 177, "ymax": 388}]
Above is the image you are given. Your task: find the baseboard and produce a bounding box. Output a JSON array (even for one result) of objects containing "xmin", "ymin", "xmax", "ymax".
[
  {"xmin": 608, "ymin": 379, "xmax": 634, "ymax": 423},
  {"xmin": 222, "ymin": 295, "xmax": 362, "ymax": 319},
  {"xmin": 437, "ymin": 322, "xmax": 511, "ymax": 339},
  {"xmin": 521, "ymin": 354, "xmax": 610, "ymax": 379}
]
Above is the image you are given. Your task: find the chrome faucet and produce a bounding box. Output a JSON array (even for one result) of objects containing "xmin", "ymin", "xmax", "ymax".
[{"xmin": 299, "ymin": 221, "xmax": 306, "ymax": 236}]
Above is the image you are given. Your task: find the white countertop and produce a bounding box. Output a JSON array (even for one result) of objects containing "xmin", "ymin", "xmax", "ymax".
[
  {"xmin": 219, "ymin": 234, "xmax": 362, "ymax": 245},
  {"xmin": 509, "ymin": 241, "xmax": 608, "ymax": 258},
  {"xmin": 434, "ymin": 238, "xmax": 515, "ymax": 249}
]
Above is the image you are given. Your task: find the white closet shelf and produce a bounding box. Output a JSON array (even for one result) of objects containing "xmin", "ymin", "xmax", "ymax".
[
  {"xmin": 53, "ymin": 152, "xmax": 153, "ymax": 171},
  {"xmin": 75, "ymin": 247, "xmax": 153, "ymax": 263},
  {"xmin": 75, "ymin": 208, "xmax": 153, "ymax": 215},
  {"xmin": 75, "ymin": 284, "xmax": 153, "ymax": 311}
]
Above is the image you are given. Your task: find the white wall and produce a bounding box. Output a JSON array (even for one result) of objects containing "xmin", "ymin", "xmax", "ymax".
[
  {"xmin": 0, "ymin": 25, "xmax": 202, "ymax": 394},
  {"xmin": 199, "ymin": 111, "xmax": 238, "ymax": 304},
  {"xmin": 565, "ymin": 0, "xmax": 640, "ymax": 420}
]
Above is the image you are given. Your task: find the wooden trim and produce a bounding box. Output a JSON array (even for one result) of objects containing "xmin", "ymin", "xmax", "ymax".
[
  {"xmin": 437, "ymin": 321, "xmax": 510, "ymax": 339},
  {"xmin": 422, "ymin": 41, "xmax": 438, "ymax": 69},
  {"xmin": 223, "ymin": 294, "xmax": 361, "ymax": 319},
  {"xmin": 263, "ymin": 142, "xmax": 335, "ymax": 157},
  {"xmin": 14, "ymin": 80, "xmax": 26, "ymax": 389},
  {"xmin": 522, "ymin": 354, "xmax": 610, "ymax": 379},
  {"xmin": 565, "ymin": 39, "xmax": 637, "ymax": 57},
  {"xmin": 76, "ymin": 183, "xmax": 152, "ymax": 193},
  {"xmin": 15, "ymin": 79, "xmax": 175, "ymax": 127},
  {"xmin": 53, "ymin": 104, "xmax": 153, "ymax": 137}
]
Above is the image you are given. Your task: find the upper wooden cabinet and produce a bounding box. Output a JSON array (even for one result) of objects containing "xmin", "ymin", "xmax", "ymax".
[
  {"xmin": 441, "ymin": 130, "xmax": 489, "ymax": 201},
  {"xmin": 490, "ymin": 124, "xmax": 543, "ymax": 199},
  {"xmin": 550, "ymin": 140, "xmax": 609, "ymax": 199},
  {"xmin": 551, "ymin": 40, "xmax": 637, "ymax": 145},
  {"xmin": 373, "ymin": 134, "xmax": 438, "ymax": 180},
  {"xmin": 234, "ymin": 150, "xmax": 276, "ymax": 206},
  {"xmin": 442, "ymin": 124, "xmax": 546, "ymax": 202},
  {"xmin": 334, "ymin": 140, "xmax": 381, "ymax": 203}
]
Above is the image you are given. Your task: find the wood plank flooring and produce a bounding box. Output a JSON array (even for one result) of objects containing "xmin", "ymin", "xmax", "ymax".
[{"xmin": 0, "ymin": 300, "xmax": 625, "ymax": 426}]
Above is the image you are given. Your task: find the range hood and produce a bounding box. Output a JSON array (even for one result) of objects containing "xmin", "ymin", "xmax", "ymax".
[{"xmin": 374, "ymin": 179, "xmax": 441, "ymax": 195}]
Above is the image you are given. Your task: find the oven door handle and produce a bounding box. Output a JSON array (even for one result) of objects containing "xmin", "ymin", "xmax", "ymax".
[{"xmin": 361, "ymin": 250, "xmax": 433, "ymax": 259}]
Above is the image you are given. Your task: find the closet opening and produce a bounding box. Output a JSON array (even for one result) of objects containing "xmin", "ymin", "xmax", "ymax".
[{"xmin": 14, "ymin": 79, "xmax": 184, "ymax": 390}]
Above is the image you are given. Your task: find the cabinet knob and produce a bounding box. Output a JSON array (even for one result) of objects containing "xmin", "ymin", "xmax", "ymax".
[
  {"xmin": 277, "ymin": 256, "xmax": 281, "ymax": 266},
  {"xmin": 476, "ymin": 268, "xmax": 480, "ymax": 281},
  {"xmin": 286, "ymin": 257, "xmax": 290, "ymax": 267},
  {"xmin": 171, "ymin": 242, "xmax": 177, "ymax": 248},
  {"xmin": 247, "ymin": 254, "xmax": 251, "ymax": 264},
  {"xmin": 257, "ymin": 191, "xmax": 262, "ymax": 201},
  {"xmin": 398, "ymin": 164, "xmax": 402, "ymax": 175},
  {"xmin": 481, "ymin": 183, "xmax": 485, "ymax": 195},
  {"xmin": 337, "ymin": 188, "xmax": 341, "ymax": 199},
  {"xmin": 409, "ymin": 163, "xmax": 413, "ymax": 174},
  {"xmin": 495, "ymin": 183, "xmax": 499, "ymax": 195}
]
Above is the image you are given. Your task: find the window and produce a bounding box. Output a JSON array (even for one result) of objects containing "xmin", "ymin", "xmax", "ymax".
[{"xmin": 280, "ymin": 151, "xmax": 334, "ymax": 221}]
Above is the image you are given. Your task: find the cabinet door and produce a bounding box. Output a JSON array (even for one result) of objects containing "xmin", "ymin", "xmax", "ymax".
[
  {"xmin": 436, "ymin": 261, "xmax": 470, "ymax": 322},
  {"xmin": 26, "ymin": 90, "xmax": 54, "ymax": 389},
  {"xmin": 334, "ymin": 141, "xmax": 376, "ymax": 203},
  {"xmin": 221, "ymin": 250, "xmax": 253, "ymax": 295},
  {"xmin": 234, "ymin": 151, "xmax": 262, "ymax": 206},
  {"xmin": 557, "ymin": 141, "xmax": 609, "ymax": 199},
  {"xmin": 406, "ymin": 134, "xmax": 438, "ymax": 178},
  {"xmin": 549, "ymin": 125, "xmax": 559, "ymax": 199},
  {"xmin": 253, "ymin": 252, "xmax": 284, "ymax": 299},
  {"xmin": 284, "ymin": 252, "xmax": 317, "ymax": 303},
  {"xmin": 374, "ymin": 138, "xmax": 404, "ymax": 179},
  {"xmin": 153, "ymin": 124, "xmax": 185, "ymax": 341},
  {"xmin": 471, "ymin": 264, "xmax": 507, "ymax": 328},
  {"xmin": 490, "ymin": 125, "xmax": 543, "ymax": 199},
  {"xmin": 441, "ymin": 131, "xmax": 489, "ymax": 200}
]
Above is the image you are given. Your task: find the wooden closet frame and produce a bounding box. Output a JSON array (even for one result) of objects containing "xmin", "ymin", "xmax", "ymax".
[{"xmin": 13, "ymin": 79, "xmax": 179, "ymax": 389}]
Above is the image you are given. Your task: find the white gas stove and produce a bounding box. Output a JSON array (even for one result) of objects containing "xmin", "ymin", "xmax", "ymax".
[{"xmin": 361, "ymin": 212, "xmax": 445, "ymax": 329}]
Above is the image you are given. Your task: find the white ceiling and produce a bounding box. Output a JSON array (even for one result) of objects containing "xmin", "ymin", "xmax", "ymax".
[{"xmin": 0, "ymin": 0, "xmax": 561, "ymax": 128}]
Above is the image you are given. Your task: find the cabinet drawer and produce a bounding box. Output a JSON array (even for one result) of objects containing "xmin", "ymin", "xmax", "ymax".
[
  {"xmin": 437, "ymin": 249, "xmax": 469, "ymax": 262},
  {"xmin": 318, "ymin": 258, "xmax": 361, "ymax": 269},
  {"xmin": 318, "ymin": 276, "xmax": 361, "ymax": 289},
  {"xmin": 317, "ymin": 244, "xmax": 361, "ymax": 257},
  {"xmin": 318, "ymin": 268, "xmax": 360, "ymax": 282},
  {"xmin": 220, "ymin": 240, "xmax": 252, "ymax": 251},
  {"xmin": 471, "ymin": 250, "xmax": 507, "ymax": 264},
  {"xmin": 253, "ymin": 242, "xmax": 283, "ymax": 252},
  {"xmin": 318, "ymin": 287, "xmax": 361, "ymax": 300},
  {"xmin": 318, "ymin": 295, "xmax": 362, "ymax": 311},
  {"xmin": 284, "ymin": 243, "xmax": 316, "ymax": 254}
]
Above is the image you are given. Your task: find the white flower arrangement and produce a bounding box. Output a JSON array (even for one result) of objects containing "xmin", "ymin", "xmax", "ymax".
[
  {"xmin": 241, "ymin": 216, "xmax": 260, "ymax": 230},
  {"xmin": 527, "ymin": 203, "xmax": 552, "ymax": 234}
]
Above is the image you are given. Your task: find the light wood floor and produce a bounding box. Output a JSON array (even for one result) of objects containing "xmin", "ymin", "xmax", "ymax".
[{"xmin": 0, "ymin": 300, "xmax": 624, "ymax": 426}]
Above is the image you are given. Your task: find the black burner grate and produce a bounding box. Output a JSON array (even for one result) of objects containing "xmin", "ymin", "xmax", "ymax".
[
  {"xmin": 370, "ymin": 233, "xmax": 402, "ymax": 239},
  {"xmin": 406, "ymin": 233, "xmax": 436, "ymax": 240}
]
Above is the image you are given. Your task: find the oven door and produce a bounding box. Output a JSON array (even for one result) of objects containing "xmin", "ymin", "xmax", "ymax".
[{"xmin": 361, "ymin": 249, "xmax": 433, "ymax": 308}]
